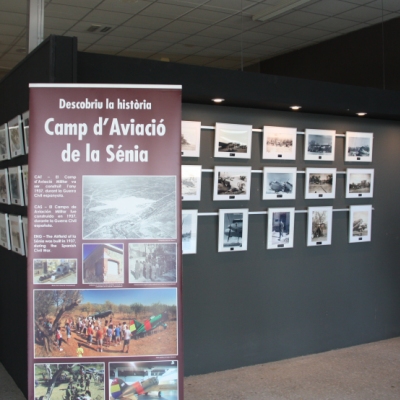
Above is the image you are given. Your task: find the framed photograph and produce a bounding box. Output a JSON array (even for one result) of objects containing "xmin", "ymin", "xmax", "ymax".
[
  {"xmin": 262, "ymin": 126, "xmax": 297, "ymax": 160},
  {"xmin": 182, "ymin": 209, "xmax": 198, "ymax": 254},
  {"xmin": 345, "ymin": 131, "xmax": 373, "ymax": 162},
  {"xmin": 129, "ymin": 243, "xmax": 177, "ymax": 283},
  {"xmin": 0, "ymin": 168, "xmax": 10, "ymax": 204},
  {"xmin": 181, "ymin": 120, "xmax": 201, "ymax": 157},
  {"xmin": 214, "ymin": 122, "xmax": 252, "ymax": 159},
  {"xmin": 9, "ymin": 214, "xmax": 25, "ymax": 255},
  {"xmin": 213, "ymin": 166, "xmax": 252, "ymax": 201},
  {"xmin": 182, "ymin": 165, "xmax": 202, "ymax": 201},
  {"xmin": 0, "ymin": 212, "xmax": 10, "ymax": 250},
  {"xmin": 34, "ymin": 259, "xmax": 77, "ymax": 284},
  {"xmin": 22, "ymin": 165, "xmax": 28, "ymax": 205},
  {"xmin": 218, "ymin": 208, "xmax": 249, "ymax": 252},
  {"xmin": 263, "ymin": 167, "xmax": 297, "ymax": 200},
  {"xmin": 83, "ymin": 243, "xmax": 124, "ymax": 284},
  {"xmin": 8, "ymin": 115, "xmax": 24, "ymax": 158},
  {"xmin": 307, "ymin": 206, "xmax": 333, "ymax": 246},
  {"xmin": 305, "ymin": 168, "xmax": 337, "ymax": 199},
  {"xmin": 346, "ymin": 168, "xmax": 374, "ymax": 198},
  {"xmin": 304, "ymin": 129, "xmax": 336, "ymax": 161},
  {"xmin": 22, "ymin": 110, "xmax": 29, "ymax": 153},
  {"xmin": 22, "ymin": 216, "xmax": 28, "ymax": 257},
  {"xmin": 8, "ymin": 166, "xmax": 24, "ymax": 206},
  {"xmin": 349, "ymin": 205, "xmax": 372, "ymax": 243},
  {"xmin": 0, "ymin": 123, "xmax": 10, "ymax": 161},
  {"xmin": 267, "ymin": 207, "xmax": 295, "ymax": 249}
]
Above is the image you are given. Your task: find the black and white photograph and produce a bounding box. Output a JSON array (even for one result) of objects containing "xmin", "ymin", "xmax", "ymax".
[
  {"xmin": 346, "ymin": 168, "xmax": 374, "ymax": 198},
  {"xmin": 267, "ymin": 207, "xmax": 295, "ymax": 249},
  {"xmin": 214, "ymin": 122, "xmax": 252, "ymax": 159},
  {"xmin": 83, "ymin": 175, "xmax": 177, "ymax": 239},
  {"xmin": 109, "ymin": 360, "xmax": 178, "ymax": 400},
  {"xmin": 349, "ymin": 205, "xmax": 372, "ymax": 243},
  {"xmin": 22, "ymin": 110, "xmax": 29, "ymax": 153},
  {"xmin": 218, "ymin": 208, "xmax": 249, "ymax": 252},
  {"xmin": 0, "ymin": 123, "xmax": 10, "ymax": 161},
  {"xmin": 182, "ymin": 165, "xmax": 202, "ymax": 201},
  {"xmin": 304, "ymin": 129, "xmax": 336, "ymax": 161},
  {"xmin": 182, "ymin": 209, "xmax": 198, "ymax": 254},
  {"xmin": 0, "ymin": 212, "xmax": 10, "ymax": 250},
  {"xmin": 8, "ymin": 115, "xmax": 24, "ymax": 158},
  {"xmin": 8, "ymin": 166, "xmax": 24, "ymax": 206},
  {"xmin": 307, "ymin": 206, "xmax": 333, "ymax": 246},
  {"xmin": 213, "ymin": 166, "xmax": 252, "ymax": 201},
  {"xmin": 9, "ymin": 214, "xmax": 25, "ymax": 255},
  {"xmin": 22, "ymin": 216, "xmax": 28, "ymax": 257},
  {"xmin": 34, "ymin": 259, "xmax": 77, "ymax": 285},
  {"xmin": 305, "ymin": 168, "xmax": 337, "ymax": 199},
  {"xmin": 345, "ymin": 131, "xmax": 373, "ymax": 162},
  {"xmin": 181, "ymin": 120, "xmax": 201, "ymax": 157},
  {"xmin": 262, "ymin": 126, "xmax": 297, "ymax": 160},
  {"xmin": 0, "ymin": 168, "xmax": 10, "ymax": 204},
  {"xmin": 263, "ymin": 167, "xmax": 297, "ymax": 200},
  {"xmin": 129, "ymin": 243, "xmax": 177, "ymax": 283},
  {"xmin": 83, "ymin": 243, "xmax": 124, "ymax": 284},
  {"xmin": 22, "ymin": 164, "xmax": 28, "ymax": 205}
]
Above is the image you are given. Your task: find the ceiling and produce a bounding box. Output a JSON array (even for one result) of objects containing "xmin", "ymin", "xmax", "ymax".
[{"xmin": 1, "ymin": 0, "xmax": 399, "ymax": 81}]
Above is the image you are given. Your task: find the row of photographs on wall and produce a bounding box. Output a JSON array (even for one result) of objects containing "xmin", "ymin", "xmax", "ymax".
[
  {"xmin": 0, "ymin": 204, "xmax": 371, "ymax": 258},
  {"xmin": 32, "ymin": 242, "xmax": 178, "ymax": 286},
  {"xmin": 0, "ymin": 165, "xmax": 28, "ymax": 205},
  {"xmin": 181, "ymin": 121, "xmax": 373, "ymax": 162},
  {"xmin": 182, "ymin": 166, "xmax": 374, "ymax": 201},
  {"xmin": 33, "ymin": 287, "xmax": 178, "ymax": 359},
  {"xmin": 0, "ymin": 213, "xmax": 27, "ymax": 256},
  {"xmin": 0, "ymin": 111, "xmax": 29, "ymax": 160},
  {"xmin": 182, "ymin": 205, "xmax": 372, "ymax": 254},
  {"xmin": 33, "ymin": 361, "xmax": 178, "ymax": 400}
]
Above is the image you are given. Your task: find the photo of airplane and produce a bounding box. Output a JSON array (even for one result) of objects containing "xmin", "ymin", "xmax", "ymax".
[
  {"xmin": 88, "ymin": 310, "xmax": 113, "ymax": 320},
  {"xmin": 224, "ymin": 213, "xmax": 243, "ymax": 247},
  {"xmin": 110, "ymin": 361, "xmax": 178, "ymax": 400},
  {"xmin": 131, "ymin": 311, "xmax": 169, "ymax": 338}
]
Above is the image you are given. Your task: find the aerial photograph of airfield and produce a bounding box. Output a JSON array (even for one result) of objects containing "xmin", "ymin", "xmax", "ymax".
[{"xmin": 82, "ymin": 176, "xmax": 176, "ymax": 239}]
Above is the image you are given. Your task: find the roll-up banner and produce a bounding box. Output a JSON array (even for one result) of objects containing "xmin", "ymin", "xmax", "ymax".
[{"xmin": 28, "ymin": 84, "xmax": 182, "ymax": 400}]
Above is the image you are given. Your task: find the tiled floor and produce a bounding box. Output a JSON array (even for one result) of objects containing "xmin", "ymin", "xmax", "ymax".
[{"xmin": 2, "ymin": 337, "xmax": 400, "ymax": 399}]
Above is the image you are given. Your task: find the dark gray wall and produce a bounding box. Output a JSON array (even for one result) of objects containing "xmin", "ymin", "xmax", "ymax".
[
  {"xmin": 257, "ymin": 16, "xmax": 400, "ymax": 91},
  {"xmin": 182, "ymin": 103, "xmax": 400, "ymax": 375}
]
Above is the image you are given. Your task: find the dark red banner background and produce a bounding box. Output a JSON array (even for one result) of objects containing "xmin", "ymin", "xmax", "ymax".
[{"xmin": 28, "ymin": 84, "xmax": 182, "ymax": 400}]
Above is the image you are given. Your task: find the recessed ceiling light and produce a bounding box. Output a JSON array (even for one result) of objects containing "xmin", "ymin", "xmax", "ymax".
[
  {"xmin": 290, "ymin": 105, "xmax": 301, "ymax": 110},
  {"xmin": 160, "ymin": 57, "xmax": 170, "ymax": 62},
  {"xmin": 212, "ymin": 98, "xmax": 225, "ymax": 103},
  {"xmin": 356, "ymin": 112, "xmax": 367, "ymax": 116}
]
